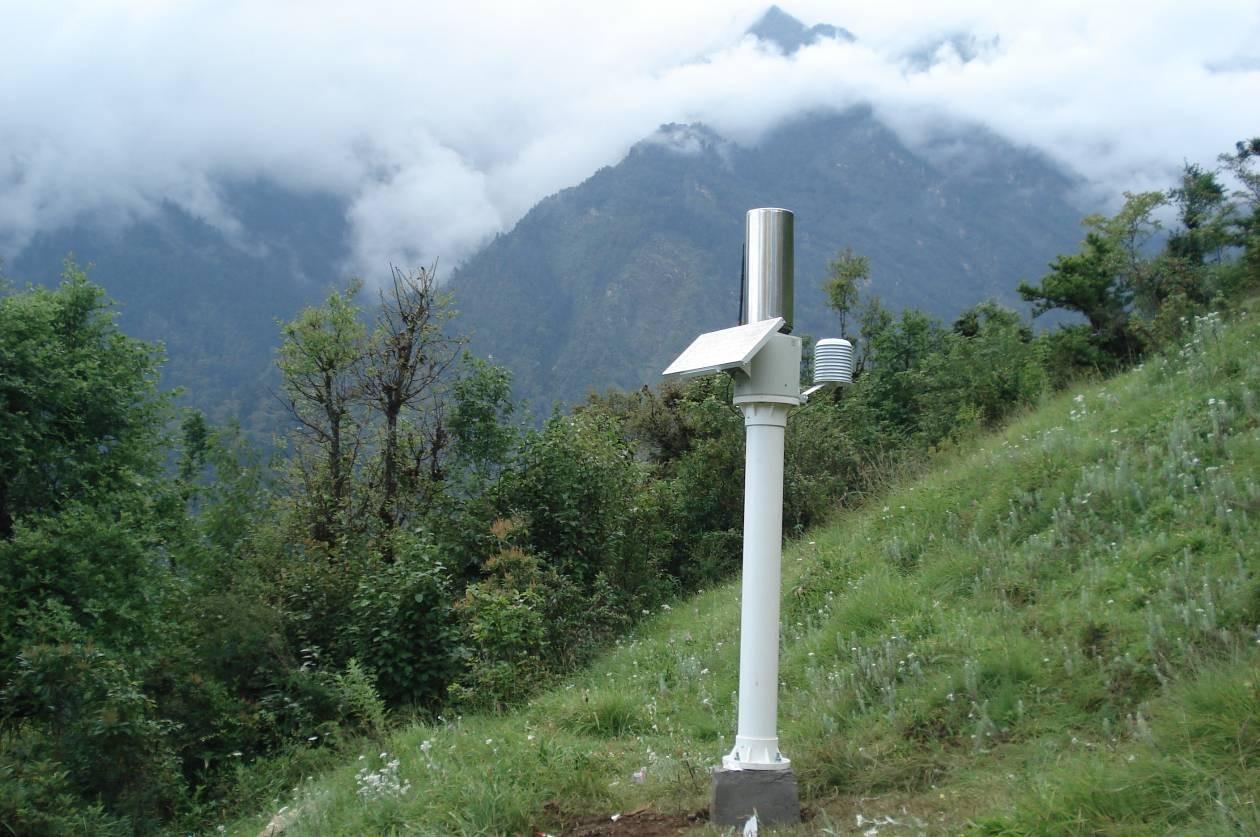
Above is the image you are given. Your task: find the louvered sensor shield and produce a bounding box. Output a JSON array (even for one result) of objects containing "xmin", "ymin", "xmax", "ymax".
[{"xmin": 803, "ymin": 337, "xmax": 853, "ymax": 398}]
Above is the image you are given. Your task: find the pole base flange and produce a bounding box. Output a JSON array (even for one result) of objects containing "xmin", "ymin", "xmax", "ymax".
[{"xmin": 710, "ymin": 765, "xmax": 800, "ymax": 827}]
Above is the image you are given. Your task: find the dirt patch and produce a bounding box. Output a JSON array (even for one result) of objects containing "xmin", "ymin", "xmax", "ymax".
[{"xmin": 542, "ymin": 806, "xmax": 708, "ymax": 836}]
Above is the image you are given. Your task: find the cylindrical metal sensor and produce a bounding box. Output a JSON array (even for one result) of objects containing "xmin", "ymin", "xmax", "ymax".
[
  {"xmin": 742, "ymin": 208, "xmax": 793, "ymax": 333},
  {"xmin": 813, "ymin": 338, "xmax": 853, "ymax": 386}
]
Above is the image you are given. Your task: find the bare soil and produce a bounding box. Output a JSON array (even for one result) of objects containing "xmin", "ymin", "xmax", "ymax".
[{"xmin": 537, "ymin": 805, "xmax": 708, "ymax": 836}]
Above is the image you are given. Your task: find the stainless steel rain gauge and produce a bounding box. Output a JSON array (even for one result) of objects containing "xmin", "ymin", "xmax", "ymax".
[{"xmin": 663, "ymin": 208, "xmax": 853, "ymax": 827}]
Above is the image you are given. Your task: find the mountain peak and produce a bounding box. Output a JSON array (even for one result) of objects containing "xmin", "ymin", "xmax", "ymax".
[{"xmin": 746, "ymin": 5, "xmax": 855, "ymax": 55}]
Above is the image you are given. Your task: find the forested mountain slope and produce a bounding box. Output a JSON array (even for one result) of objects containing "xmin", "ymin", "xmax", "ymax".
[{"xmin": 451, "ymin": 108, "xmax": 1086, "ymax": 410}]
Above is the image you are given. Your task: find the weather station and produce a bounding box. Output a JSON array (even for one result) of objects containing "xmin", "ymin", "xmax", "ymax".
[{"xmin": 663, "ymin": 208, "xmax": 852, "ymax": 827}]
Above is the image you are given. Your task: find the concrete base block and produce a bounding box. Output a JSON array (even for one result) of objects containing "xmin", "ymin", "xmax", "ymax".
[{"xmin": 710, "ymin": 766, "xmax": 800, "ymax": 827}]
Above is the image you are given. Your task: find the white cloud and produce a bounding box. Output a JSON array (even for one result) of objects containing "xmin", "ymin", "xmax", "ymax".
[{"xmin": 1, "ymin": 0, "xmax": 1257, "ymax": 277}]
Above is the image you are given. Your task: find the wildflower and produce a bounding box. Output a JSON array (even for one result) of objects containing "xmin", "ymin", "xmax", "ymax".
[{"xmin": 355, "ymin": 755, "xmax": 411, "ymax": 801}]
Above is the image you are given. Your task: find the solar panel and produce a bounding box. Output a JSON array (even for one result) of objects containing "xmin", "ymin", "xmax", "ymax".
[{"xmin": 662, "ymin": 317, "xmax": 784, "ymax": 381}]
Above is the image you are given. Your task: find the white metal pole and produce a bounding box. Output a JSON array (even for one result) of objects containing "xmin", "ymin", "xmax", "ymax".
[{"xmin": 725, "ymin": 400, "xmax": 791, "ymax": 769}]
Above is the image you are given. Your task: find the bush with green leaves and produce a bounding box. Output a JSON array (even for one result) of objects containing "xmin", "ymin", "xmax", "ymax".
[
  {"xmin": 0, "ymin": 730, "xmax": 131, "ymax": 837},
  {"xmin": 502, "ymin": 410, "xmax": 669, "ymax": 598},
  {"xmin": 345, "ymin": 539, "xmax": 461, "ymax": 707},
  {"xmin": 2, "ymin": 607, "xmax": 183, "ymax": 830},
  {"xmin": 449, "ymin": 574, "xmax": 549, "ymax": 711}
]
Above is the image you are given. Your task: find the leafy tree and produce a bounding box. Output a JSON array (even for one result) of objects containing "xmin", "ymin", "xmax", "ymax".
[
  {"xmin": 852, "ymin": 294, "xmax": 893, "ymax": 379},
  {"xmin": 276, "ymin": 283, "xmax": 366, "ymax": 542},
  {"xmin": 0, "ymin": 266, "xmax": 193, "ymax": 830},
  {"xmin": 448, "ymin": 353, "xmax": 518, "ymax": 485},
  {"xmin": 180, "ymin": 418, "xmax": 275, "ymax": 567},
  {"xmin": 850, "ymin": 307, "xmax": 948, "ymax": 440},
  {"xmin": 1166, "ymin": 162, "xmax": 1229, "ymax": 267},
  {"xmin": 1018, "ymin": 211, "xmax": 1144, "ymax": 368},
  {"xmin": 822, "ymin": 247, "xmax": 870, "ymax": 338},
  {"xmin": 0, "ymin": 262, "xmax": 167, "ymax": 538},
  {"xmin": 1218, "ymin": 138, "xmax": 1260, "ymax": 292}
]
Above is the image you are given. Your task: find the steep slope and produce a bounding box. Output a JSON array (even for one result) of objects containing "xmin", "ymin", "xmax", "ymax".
[
  {"xmin": 451, "ymin": 108, "xmax": 1087, "ymax": 410},
  {"xmin": 226, "ymin": 304, "xmax": 1260, "ymax": 835}
]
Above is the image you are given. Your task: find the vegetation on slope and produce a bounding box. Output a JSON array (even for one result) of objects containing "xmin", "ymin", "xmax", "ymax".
[{"xmin": 223, "ymin": 300, "xmax": 1260, "ymax": 835}]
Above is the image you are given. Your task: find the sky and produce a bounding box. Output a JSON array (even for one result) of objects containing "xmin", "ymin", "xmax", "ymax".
[{"xmin": 2, "ymin": 0, "xmax": 1258, "ymax": 277}]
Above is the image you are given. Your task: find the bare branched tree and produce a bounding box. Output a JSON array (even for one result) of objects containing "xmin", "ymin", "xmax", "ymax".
[{"xmin": 360, "ymin": 264, "xmax": 463, "ymax": 531}]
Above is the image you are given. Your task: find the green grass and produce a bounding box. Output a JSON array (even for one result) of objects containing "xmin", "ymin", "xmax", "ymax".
[{"xmin": 224, "ymin": 305, "xmax": 1260, "ymax": 835}]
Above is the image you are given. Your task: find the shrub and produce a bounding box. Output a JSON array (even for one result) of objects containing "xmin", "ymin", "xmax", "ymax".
[
  {"xmin": 2, "ymin": 608, "xmax": 183, "ymax": 830},
  {"xmin": 345, "ymin": 538, "xmax": 460, "ymax": 707},
  {"xmin": 449, "ymin": 580, "xmax": 548, "ymax": 711},
  {"xmin": 0, "ymin": 729, "xmax": 130, "ymax": 837}
]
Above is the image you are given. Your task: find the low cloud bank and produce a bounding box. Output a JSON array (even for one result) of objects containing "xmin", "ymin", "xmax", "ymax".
[{"xmin": 2, "ymin": 0, "xmax": 1256, "ymax": 278}]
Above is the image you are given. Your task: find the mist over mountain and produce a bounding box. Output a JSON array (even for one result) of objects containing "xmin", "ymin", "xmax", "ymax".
[
  {"xmin": 8, "ymin": 182, "xmax": 353, "ymax": 430},
  {"xmin": 449, "ymin": 104, "xmax": 1086, "ymax": 411}
]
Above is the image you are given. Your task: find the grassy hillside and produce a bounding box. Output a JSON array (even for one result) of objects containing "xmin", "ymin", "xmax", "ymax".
[{"xmin": 226, "ymin": 303, "xmax": 1259, "ymax": 835}]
